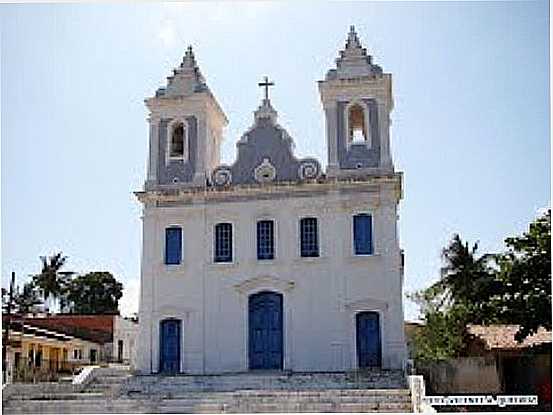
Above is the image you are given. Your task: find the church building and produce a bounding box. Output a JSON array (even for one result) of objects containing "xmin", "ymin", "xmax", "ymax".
[{"xmin": 134, "ymin": 27, "xmax": 407, "ymax": 374}]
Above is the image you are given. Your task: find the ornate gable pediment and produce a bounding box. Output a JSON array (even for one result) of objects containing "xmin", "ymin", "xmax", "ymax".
[{"xmin": 211, "ymin": 90, "xmax": 321, "ymax": 188}]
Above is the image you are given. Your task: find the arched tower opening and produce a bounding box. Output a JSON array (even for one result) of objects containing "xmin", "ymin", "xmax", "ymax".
[
  {"xmin": 170, "ymin": 123, "xmax": 185, "ymax": 158},
  {"xmin": 348, "ymin": 103, "xmax": 367, "ymax": 143}
]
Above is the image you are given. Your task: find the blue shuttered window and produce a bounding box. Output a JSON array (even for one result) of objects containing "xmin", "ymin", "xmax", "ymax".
[
  {"xmin": 353, "ymin": 214, "xmax": 373, "ymax": 255},
  {"xmin": 257, "ymin": 220, "xmax": 275, "ymax": 260},
  {"xmin": 300, "ymin": 217, "xmax": 319, "ymax": 257},
  {"xmin": 214, "ymin": 223, "xmax": 233, "ymax": 263},
  {"xmin": 165, "ymin": 227, "xmax": 182, "ymax": 265}
]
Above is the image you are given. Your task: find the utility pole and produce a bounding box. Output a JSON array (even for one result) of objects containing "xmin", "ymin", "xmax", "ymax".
[{"xmin": 2, "ymin": 272, "xmax": 15, "ymax": 384}]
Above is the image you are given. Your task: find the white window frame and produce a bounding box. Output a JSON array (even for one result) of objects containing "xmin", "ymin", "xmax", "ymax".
[
  {"xmin": 166, "ymin": 118, "xmax": 189, "ymax": 162},
  {"xmin": 344, "ymin": 100, "xmax": 372, "ymax": 149}
]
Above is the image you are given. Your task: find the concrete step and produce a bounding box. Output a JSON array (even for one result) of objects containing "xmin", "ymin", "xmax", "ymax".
[
  {"xmin": 4, "ymin": 400, "xmax": 413, "ymax": 414},
  {"xmin": 126, "ymin": 372, "xmax": 407, "ymax": 391},
  {"xmin": 233, "ymin": 402, "xmax": 413, "ymax": 413},
  {"xmin": 149, "ymin": 396, "xmax": 411, "ymax": 406},
  {"xmin": 145, "ymin": 389, "xmax": 411, "ymax": 400},
  {"xmin": 92, "ymin": 376, "xmax": 132, "ymax": 385},
  {"xmin": 9, "ymin": 392, "xmax": 106, "ymax": 401},
  {"xmin": 2, "ymin": 370, "xmax": 413, "ymax": 414},
  {"xmin": 2, "ymin": 400, "xmax": 140, "ymax": 414},
  {"xmin": 126, "ymin": 381, "xmax": 407, "ymax": 393},
  {"xmin": 86, "ymin": 382, "xmax": 115, "ymax": 389}
]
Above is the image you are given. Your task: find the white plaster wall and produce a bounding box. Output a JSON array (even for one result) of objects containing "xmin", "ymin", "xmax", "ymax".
[
  {"xmin": 135, "ymin": 183, "xmax": 406, "ymax": 374},
  {"xmin": 66, "ymin": 339, "xmax": 103, "ymax": 364},
  {"xmin": 113, "ymin": 316, "xmax": 139, "ymax": 364}
]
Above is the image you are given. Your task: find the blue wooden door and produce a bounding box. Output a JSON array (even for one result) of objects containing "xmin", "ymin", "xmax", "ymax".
[
  {"xmin": 356, "ymin": 312, "xmax": 381, "ymax": 368},
  {"xmin": 160, "ymin": 319, "xmax": 181, "ymax": 374},
  {"xmin": 249, "ymin": 291, "xmax": 283, "ymax": 370}
]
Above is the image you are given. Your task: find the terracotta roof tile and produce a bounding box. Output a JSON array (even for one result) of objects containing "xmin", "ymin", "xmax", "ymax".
[
  {"xmin": 20, "ymin": 315, "xmax": 115, "ymax": 344},
  {"xmin": 467, "ymin": 324, "xmax": 552, "ymax": 350}
]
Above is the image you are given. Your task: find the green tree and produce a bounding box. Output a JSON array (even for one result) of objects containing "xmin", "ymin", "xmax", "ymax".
[
  {"xmin": 492, "ymin": 209, "xmax": 551, "ymax": 341},
  {"xmin": 409, "ymin": 234, "xmax": 497, "ymax": 361},
  {"xmin": 66, "ymin": 272, "xmax": 123, "ymax": 314},
  {"xmin": 13, "ymin": 282, "xmax": 42, "ymax": 314},
  {"xmin": 410, "ymin": 300, "xmax": 467, "ymax": 362},
  {"xmin": 32, "ymin": 252, "xmax": 69, "ymax": 310},
  {"xmin": 431, "ymin": 234, "xmax": 497, "ymax": 323}
]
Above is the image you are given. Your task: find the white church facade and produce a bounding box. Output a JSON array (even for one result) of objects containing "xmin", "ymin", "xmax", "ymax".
[{"xmin": 135, "ymin": 27, "xmax": 407, "ymax": 374}]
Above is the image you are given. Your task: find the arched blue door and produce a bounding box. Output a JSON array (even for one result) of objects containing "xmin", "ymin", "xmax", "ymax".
[
  {"xmin": 356, "ymin": 312, "xmax": 381, "ymax": 368},
  {"xmin": 249, "ymin": 291, "xmax": 283, "ymax": 370},
  {"xmin": 160, "ymin": 319, "xmax": 181, "ymax": 374}
]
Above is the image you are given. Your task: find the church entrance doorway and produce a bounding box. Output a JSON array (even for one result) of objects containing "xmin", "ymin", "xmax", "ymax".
[
  {"xmin": 356, "ymin": 311, "xmax": 381, "ymax": 368},
  {"xmin": 160, "ymin": 319, "xmax": 181, "ymax": 374},
  {"xmin": 248, "ymin": 291, "xmax": 283, "ymax": 370}
]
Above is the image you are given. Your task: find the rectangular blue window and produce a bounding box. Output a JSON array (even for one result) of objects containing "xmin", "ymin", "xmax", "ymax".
[
  {"xmin": 300, "ymin": 217, "xmax": 319, "ymax": 257},
  {"xmin": 214, "ymin": 223, "xmax": 233, "ymax": 263},
  {"xmin": 165, "ymin": 227, "xmax": 182, "ymax": 265},
  {"xmin": 257, "ymin": 220, "xmax": 274, "ymax": 260},
  {"xmin": 353, "ymin": 214, "xmax": 373, "ymax": 255}
]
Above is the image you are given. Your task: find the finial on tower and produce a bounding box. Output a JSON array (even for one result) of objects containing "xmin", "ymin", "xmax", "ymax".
[
  {"xmin": 346, "ymin": 25, "xmax": 361, "ymax": 49},
  {"xmin": 181, "ymin": 45, "xmax": 197, "ymax": 69}
]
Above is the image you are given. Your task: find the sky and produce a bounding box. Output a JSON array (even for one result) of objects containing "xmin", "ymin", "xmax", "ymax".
[{"xmin": 1, "ymin": 1, "xmax": 550, "ymax": 320}]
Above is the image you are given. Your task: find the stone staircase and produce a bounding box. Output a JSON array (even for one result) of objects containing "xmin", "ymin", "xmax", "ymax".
[
  {"xmin": 84, "ymin": 366, "xmax": 134, "ymax": 395},
  {"xmin": 3, "ymin": 368, "xmax": 414, "ymax": 413}
]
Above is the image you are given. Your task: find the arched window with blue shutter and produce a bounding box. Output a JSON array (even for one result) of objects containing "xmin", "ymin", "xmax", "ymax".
[
  {"xmin": 353, "ymin": 214, "xmax": 373, "ymax": 255},
  {"xmin": 165, "ymin": 227, "xmax": 182, "ymax": 265}
]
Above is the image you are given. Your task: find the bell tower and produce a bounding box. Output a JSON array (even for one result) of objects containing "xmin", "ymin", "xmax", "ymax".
[
  {"xmin": 318, "ymin": 26, "xmax": 394, "ymax": 178},
  {"xmin": 145, "ymin": 46, "xmax": 228, "ymax": 189}
]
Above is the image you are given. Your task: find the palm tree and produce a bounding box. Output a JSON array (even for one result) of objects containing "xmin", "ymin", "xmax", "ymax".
[
  {"xmin": 430, "ymin": 234, "xmax": 496, "ymax": 321},
  {"xmin": 32, "ymin": 252, "xmax": 68, "ymax": 312},
  {"xmin": 57, "ymin": 271, "xmax": 75, "ymax": 313}
]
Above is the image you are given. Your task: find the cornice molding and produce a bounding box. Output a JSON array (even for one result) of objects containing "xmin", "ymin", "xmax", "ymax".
[{"xmin": 135, "ymin": 174, "xmax": 402, "ymax": 206}]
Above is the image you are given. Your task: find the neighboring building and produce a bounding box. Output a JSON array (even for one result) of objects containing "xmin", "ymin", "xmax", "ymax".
[
  {"xmin": 135, "ymin": 26, "xmax": 407, "ymax": 374},
  {"xmin": 466, "ymin": 324, "xmax": 552, "ymax": 401},
  {"xmin": 411, "ymin": 323, "xmax": 551, "ymax": 410},
  {"xmin": 24, "ymin": 314, "xmax": 114, "ymax": 363},
  {"xmin": 404, "ymin": 320, "xmax": 424, "ymax": 359},
  {"xmin": 2, "ymin": 316, "xmax": 106, "ymax": 383},
  {"xmin": 113, "ymin": 316, "xmax": 139, "ymax": 364},
  {"xmin": 3, "ymin": 314, "xmax": 139, "ymax": 383}
]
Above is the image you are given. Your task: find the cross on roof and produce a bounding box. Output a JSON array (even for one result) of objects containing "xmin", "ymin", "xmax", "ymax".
[{"xmin": 258, "ymin": 76, "xmax": 274, "ymax": 100}]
